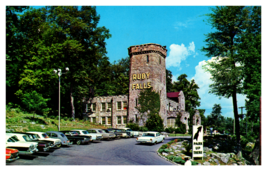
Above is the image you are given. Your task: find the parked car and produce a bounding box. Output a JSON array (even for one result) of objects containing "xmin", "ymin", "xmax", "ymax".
[
  {"xmin": 60, "ymin": 131, "xmax": 91, "ymax": 145},
  {"xmin": 136, "ymin": 131, "xmax": 164, "ymax": 145},
  {"xmin": 121, "ymin": 128, "xmax": 139, "ymax": 137},
  {"xmin": 27, "ymin": 131, "xmax": 62, "ymax": 148},
  {"xmin": 87, "ymin": 128, "xmax": 115, "ymax": 140},
  {"xmin": 20, "ymin": 132, "xmax": 54, "ymax": 148},
  {"xmin": 8, "ymin": 133, "xmax": 50, "ymax": 152},
  {"xmin": 6, "ymin": 148, "xmax": 19, "ymax": 162},
  {"xmin": 71, "ymin": 129, "xmax": 103, "ymax": 142},
  {"xmin": 6, "ymin": 134, "xmax": 38, "ymax": 155},
  {"xmin": 105, "ymin": 128, "xmax": 122, "ymax": 139},
  {"xmin": 101, "ymin": 129, "xmax": 116, "ymax": 140},
  {"xmin": 85, "ymin": 129, "xmax": 104, "ymax": 141},
  {"xmin": 117, "ymin": 129, "xmax": 130, "ymax": 138},
  {"xmin": 46, "ymin": 131, "xmax": 72, "ymax": 146}
]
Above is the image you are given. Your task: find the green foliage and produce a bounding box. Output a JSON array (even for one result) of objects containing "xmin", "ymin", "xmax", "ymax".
[
  {"xmin": 191, "ymin": 161, "xmax": 198, "ymax": 165},
  {"xmin": 21, "ymin": 90, "xmax": 50, "ymax": 116},
  {"xmin": 146, "ymin": 112, "xmax": 164, "ymax": 132},
  {"xmin": 165, "ymin": 127, "xmax": 175, "ymax": 133},
  {"xmin": 167, "ymin": 155, "xmax": 174, "ymax": 160},
  {"xmin": 139, "ymin": 126, "xmax": 148, "ymax": 132},
  {"xmin": 173, "ymin": 157, "xmax": 185, "ymax": 164},
  {"xmin": 126, "ymin": 123, "xmax": 140, "ymax": 131},
  {"xmin": 136, "ymin": 88, "xmax": 160, "ymax": 115},
  {"xmin": 175, "ymin": 114, "xmax": 186, "ymax": 134},
  {"xmin": 207, "ymin": 104, "xmax": 223, "ymax": 128},
  {"xmin": 166, "ymin": 69, "xmax": 173, "ymax": 92},
  {"xmin": 160, "ymin": 144, "xmax": 168, "ymax": 149},
  {"xmin": 182, "ymin": 140, "xmax": 192, "ymax": 153}
]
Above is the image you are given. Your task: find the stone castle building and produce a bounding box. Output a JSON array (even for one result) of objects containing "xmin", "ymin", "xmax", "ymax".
[{"xmin": 84, "ymin": 43, "xmax": 194, "ymax": 132}]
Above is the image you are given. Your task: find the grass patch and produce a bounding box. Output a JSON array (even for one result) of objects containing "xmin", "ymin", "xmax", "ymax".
[{"xmin": 169, "ymin": 133, "xmax": 191, "ymax": 137}]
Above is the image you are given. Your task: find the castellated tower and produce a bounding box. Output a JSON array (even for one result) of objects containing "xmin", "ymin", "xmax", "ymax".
[{"xmin": 128, "ymin": 43, "xmax": 167, "ymax": 127}]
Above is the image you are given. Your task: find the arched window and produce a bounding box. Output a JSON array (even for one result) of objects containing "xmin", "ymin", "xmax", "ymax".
[{"xmin": 147, "ymin": 55, "xmax": 149, "ymax": 63}]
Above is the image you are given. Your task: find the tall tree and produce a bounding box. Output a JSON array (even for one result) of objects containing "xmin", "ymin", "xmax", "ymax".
[
  {"xmin": 237, "ymin": 6, "xmax": 261, "ymax": 124},
  {"xmin": 207, "ymin": 104, "xmax": 223, "ymax": 128},
  {"xmin": 166, "ymin": 69, "xmax": 173, "ymax": 92},
  {"xmin": 201, "ymin": 6, "xmax": 253, "ymax": 156}
]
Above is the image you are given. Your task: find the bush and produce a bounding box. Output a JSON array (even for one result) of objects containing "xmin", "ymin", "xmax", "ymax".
[
  {"xmin": 146, "ymin": 112, "xmax": 164, "ymax": 132},
  {"xmin": 139, "ymin": 126, "xmax": 148, "ymax": 132},
  {"xmin": 160, "ymin": 144, "xmax": 168, "ymax": 149},
  {"xmin": 173, "ymin": 156, "xmax": 185, "ymax": 164},
  {"xmin": 167, "ymin": 155, "xmax": 174, "ymax": 160},
  {"xmin": 182, "ymin": 141, "xmax": 192, "ymax": 153},
  {"xmin": 126, "ymin": 123, "xmax": 140, "ymax": 131},
  {"xmin": 165, "ymin": 127, "xmax": 175, "ymax": 133},
  {"xmin": 191, "ymin": 161, "xmax": 198, "ymax": 165}
]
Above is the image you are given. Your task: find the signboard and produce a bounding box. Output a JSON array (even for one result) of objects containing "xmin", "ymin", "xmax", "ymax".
[{"xmin": 192, "ymin": 125, "xmax": 203, "ymax": 159}]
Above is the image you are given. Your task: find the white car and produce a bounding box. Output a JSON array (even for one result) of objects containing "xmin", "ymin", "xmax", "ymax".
[
  {"xmin": 74, "ymin": 129, "xmax": 103, "ymax": 141},
  {"xmin": 136, "ymin": 132, "xmax": 164, "ymax": 145},
  {"xmin": 71, "ymin": 129, "xmax": 102, "ymax": 141},
  {"xmin": 122, "ymin": 128, "xmax": 139, "ymax": 137},
  {"xmin": 6, "ymin": 134, "xmax": 38, "ymax": 155},
  {"xmin": 27, "ymin": 131, "xmax": 62, "ymax": 147}
]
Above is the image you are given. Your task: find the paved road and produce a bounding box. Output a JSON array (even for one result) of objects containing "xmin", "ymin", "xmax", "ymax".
[{"xmin": 6, "ymin": 137, "xmax": 189, "ymax": 165}]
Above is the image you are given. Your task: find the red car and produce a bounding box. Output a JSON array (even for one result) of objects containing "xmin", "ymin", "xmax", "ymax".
[{"xmin": 6, "ymin": 148, "xmax": 19, "ymax": 162}]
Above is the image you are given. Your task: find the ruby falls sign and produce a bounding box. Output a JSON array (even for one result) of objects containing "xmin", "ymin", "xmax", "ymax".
[{"xmin": 192, "ymin": 125, "xmax": 203, "ymax": 160}]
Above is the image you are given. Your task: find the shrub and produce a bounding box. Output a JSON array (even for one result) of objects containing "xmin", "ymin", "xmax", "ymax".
[
  {"xmin": 165, "ymin": 127, "xmax": 175, "ymax": 133},
  {"xmin": 173, "ymin": 156, "xmax": 185, "ymax": 164},
  {"xmin": 182, "ymin": 141, "xmax": 192, "ymax": 153},
  {"xmin": 158, "ymin": 149, "xmax": 164, "ymax": 153},
  {"xmin": 139, "ymin": 126, "xmax": 148, "ymax": 132},
  {"xmin": 167, "ymin": 155, "xmax": 174, "ymax": 160},
  {"xmin": 160, "ymin": 144, "xmax": 168, "ymax": 149},
  {"xmin": 126, "ymin": 123, "xmax": 140, "ymax": 131},
  {"xmin": 191, "ymin": 161, "xmax": 198, "ymax": 165}
]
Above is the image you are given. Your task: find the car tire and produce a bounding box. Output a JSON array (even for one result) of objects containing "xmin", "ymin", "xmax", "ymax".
[{"xmin": 76, "ymin": 140, "xmax": 81, "ymax": 145}]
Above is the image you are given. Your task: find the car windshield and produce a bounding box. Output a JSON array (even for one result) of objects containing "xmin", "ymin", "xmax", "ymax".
[
  {"xmin": 98, "ymin": 130, "xmax": 103, "ymax": 133},
  {"xmin": 102, "ymin": 130, "xmax": 108, "ymax": 133},
  {"xmin": 142, "ymin": 133, "xmax": 155, "ymax": 137},
  {"xmin": 10, "ymin": 136, "xmax": 19, "ymax": 142},
  {"xmin": 82, "ymin": 131, "xmax": 88, "ymax": 134},
  {"xmin": 126, "ymin": 129, "xmax": 132, "ymax": 131},
  {"xmin": 23, "ymin": 135, "xmax": 32, "ymax": 141},
  {"xmin": 7, "ymin": 138, "xmax": 16, "ymax": 142},
  {"xmin": 42, "ymin": 133, "xmax": 49, "ymax": 138},
  {"xmin": 60, "ymin": 134, "xmax": 66, "ymax": 137},
  {"xmin": 108, "ymin": 130, "xmax": 114, "ymax": 133}
]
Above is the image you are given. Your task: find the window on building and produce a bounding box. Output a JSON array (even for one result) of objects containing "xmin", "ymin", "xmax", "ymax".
[
  {"xmin": 159, "ymin": 57, "xmax": 161, "ymax": 64},
  {"xmin": 102, "ymin": 117, "xmax": 106, "ymax": 125},
  {"xmin": 117, "ymin": 102, "xmax": 122, "ymax": 110},
  {"xmin": 123, "ymin": 116, "xmax": 127, "ymax": 124},
  {"xmin": 123, "ymin": 101, "xmax": 127, "ymax": 110},
  {"xmin": 108, "ymin": 102, "xmax": 112, "ymax": 111},
  {"xmin": 117, "ymin": 116, "xmax": 121, "ymax": 124},
  {"xmin": 92, "ymin": 117, "xmax": 96, "ymax": 123},
  {"xmin": 92, "ymin": 103, "xmax": 96, "ymax": 111},
  {"xmin": 102, "ymin": 103, "xmax": 106, "ymax": 111},
  {"xmin": 167, "ymin": 118, "xmax": 175, "ymax": 128},
  {"xmin": 87, "ymin": 104, "xmax": 91, "ymax": 112},
  {"xmin": 147, "ymin": 55, "xmax": 149, "ymax": 63},
  {"xmin": 107, "ymin": 117, "xmax": 111, "ymax": 125}
]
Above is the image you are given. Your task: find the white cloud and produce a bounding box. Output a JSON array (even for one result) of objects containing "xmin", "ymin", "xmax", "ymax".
[
  {"xmin": 191, "ymin": 59, "xmax": 247, "ymax": 117},
  {"xmin": 166, "ymin": 42, "xmax": 196, "ymax": 68}
]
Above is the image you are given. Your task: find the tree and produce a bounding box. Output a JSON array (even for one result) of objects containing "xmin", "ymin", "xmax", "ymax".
[
  {"xmin": 21, "ymin": 91, "xmax": 50, "ymax": 118},
  {"xmin": 146, "ymin": 112, "xmax": 164, "ymax": 132},
  {"xmin": 201, "ymin": 6, "xmax": 253, "ymax": 155},
  {"xmin": 136, "ymin": 88, "xmax": 161, "ymax": 127},
  {"xmin": 206, "ymin": 104, "xmax": 223, "ymax": 129},
  {"xmin": 8, "ymin": 6, "xmax": 111, "ymax": 120},
  {"xmin": 237, "ymin": 6, "xmax": 261, "ymax": 124},
  {"xmin": 166, "ymin": 69, "xmax": 173, "ymax": 92},
  {"xmin": 175, "ymin": 113, "xmax": 186, "ymax": 134}
]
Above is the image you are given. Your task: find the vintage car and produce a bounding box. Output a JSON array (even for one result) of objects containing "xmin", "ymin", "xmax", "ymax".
[
  {"xmin": 19, "ymin": 132, "xmax": 54, "ymax": 148},
  {"xmin": 87, "ymin": 128, "xmax": 115, "ymax": 140},
  {"xmin": 60, "ymin": 130, "xmax": 91, "ymax": 145},
  {"xmin": 46, "ymin": 131, "xmax": 72, "ymax": 146},
  {"xmin": 84, "ymin": 129, "xmax": 104, "ymax": 141},
  {"xmin": 136, "ymin": 131, "xmax": 164, "ymax": 144},
  {"xmin": 101, "ymin": 129, "xmax": 116, "ymax": 140},
  {"xmin": 27, "ymin": 131, "xmax": 62, "ymax": 147},
  {"xmin": 105, "ymin": 128, "xmax": 122, "ymax": 139},
  {"xmin": 117, "ymin": 129, "xmax": 130, "ymax": 138},
  {"xmin": 71, "ymin": 129, "xmax": 103, "ymax": 141},
  {"xmin": 121, "ymin": 128, "xmax": 139, "ymax": 137},
  {"xmin": 8, "ymin": 133, "xmax": 50, "ymax": 152},
  {"xmin": 6, "ymin": 148, "xmax": 19, "ymax": 162},
  {"xmin": 6, "ymin": 134, "xmax": 38, "ymax": 155}
]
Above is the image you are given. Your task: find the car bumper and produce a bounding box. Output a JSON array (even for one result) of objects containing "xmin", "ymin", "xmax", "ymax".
[
  {"xmin": 6, "ymin": 156, "xmax": 20, "ymax": 162},
  {"xmin": 136, "ymin": 140, "xmax": 154, "ymax": 144},
  {"xmin": 18, "ymin": 148, "xmax": 38, "ymax": 155},
  {"xmin": 40, "ymin": 146, "xmax": 50, "ymax": 152}
]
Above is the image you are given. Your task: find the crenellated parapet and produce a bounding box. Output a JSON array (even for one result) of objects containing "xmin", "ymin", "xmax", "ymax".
[{"xmin": 128, "ymin": 43, "xmax": 167, "ymax": 58}]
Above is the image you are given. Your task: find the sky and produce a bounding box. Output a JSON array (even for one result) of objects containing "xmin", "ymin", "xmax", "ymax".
[{"xmin": 95, "ymin": 6, "xmax": 247, "ymax": 118}]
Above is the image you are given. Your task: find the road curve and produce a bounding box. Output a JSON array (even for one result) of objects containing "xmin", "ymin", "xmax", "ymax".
[{"xmin": 7, "ymin": 137, "xmax": 180, "ymax": 165}]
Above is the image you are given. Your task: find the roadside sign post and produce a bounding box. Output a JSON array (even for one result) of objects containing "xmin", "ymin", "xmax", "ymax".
[{"xmin": 192, "ymin": 125, "xmax": 203, "ymax": 160}]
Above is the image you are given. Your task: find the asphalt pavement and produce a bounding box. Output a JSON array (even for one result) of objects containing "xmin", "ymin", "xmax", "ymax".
[{"xmin": 6, "ymin": 137, "xmax": 190, "ymax": 165}]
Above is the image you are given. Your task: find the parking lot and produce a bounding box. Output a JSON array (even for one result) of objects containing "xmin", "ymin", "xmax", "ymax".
[{"xmin": 7, "ymin": 137, "xmax": 176, "ymax": 165}]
